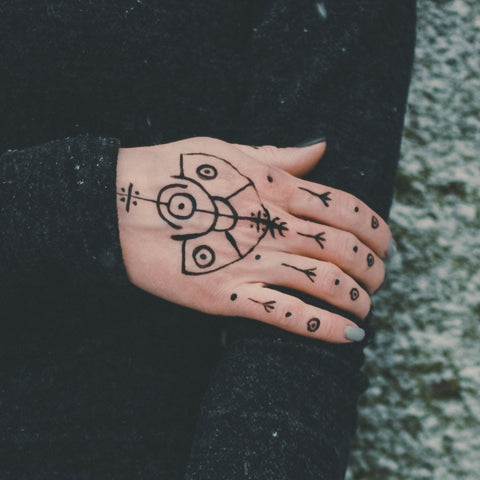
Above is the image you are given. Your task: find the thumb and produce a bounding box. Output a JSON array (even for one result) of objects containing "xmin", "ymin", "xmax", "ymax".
[{"xmin": 232, "ymin": 140, "xmax": 327, "ymax": 177}]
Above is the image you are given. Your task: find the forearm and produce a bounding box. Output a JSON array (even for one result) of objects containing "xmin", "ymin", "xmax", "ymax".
[{"xmin": 0, "ymin": 135, "xmax": 127, "ymax": 290}]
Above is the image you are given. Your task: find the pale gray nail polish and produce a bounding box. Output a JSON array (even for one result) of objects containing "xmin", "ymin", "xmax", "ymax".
[
  {"xmin": 296, "ymin": 136, "xmax": 326, "ymax": 147},
  {"xmin": 386, "ymin": 238, "xmax": 397, "ymax": 260},
  {"xmin": 345, "ymin": 326, "xmax": 365, "ymax": 342}
]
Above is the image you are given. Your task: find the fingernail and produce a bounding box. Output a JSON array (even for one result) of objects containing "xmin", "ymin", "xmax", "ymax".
[
  {"xmin": 386, "ymin": 238, "xmax": 397, "ymax": 260},
  {"xmin": 296, "ymin": 136, "xmax": 326, "ymax": 147},
  {"xmin": 345, "ymin": 326, "xmax": 365, "ymax": 342}
]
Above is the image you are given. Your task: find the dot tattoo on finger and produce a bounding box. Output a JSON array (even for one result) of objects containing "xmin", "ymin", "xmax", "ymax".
[
  {"xmin": 307, "ymin": 317, "xmax": 320, "ymax": 332},
  {"xmin": 367, "ymin": 253, "xmax": 375, "ymax": 267},
  {"xmin": 371, "ymin": 216, "xmax": 379, "ymax": 229},
  {"xmin": 353, "ymin": 246, "xmax": 358, "ymax": 253},
  {"xmin": 285, "ymin": 312, "xmax": 292, "ymax": 318},
  {"xmin": 354, "ymin": 206, "xmax": 359, "ymax": 213},
  {"xmin": 230, "ymin": 293, "xmax": 238, "ymax": 301},
  {"xmin": 335, "ymin": 279, "xmax": 340, "ymax": 285},
  {"xmin": 350, "ymin": 288, "xmax": 359, "ymax": 301},
  {"xmin": 267, "ymin": 176, "xmax": 273, "ymax": 183},
  {"xmin": 255, "ymin": 254, "xmax": 261, "ymax": 260}
]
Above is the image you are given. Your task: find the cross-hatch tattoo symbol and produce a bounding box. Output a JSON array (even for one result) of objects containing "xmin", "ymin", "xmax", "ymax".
[{"xmin": 117, "ymin": 153, "xmax": 289, "ymax": 275}]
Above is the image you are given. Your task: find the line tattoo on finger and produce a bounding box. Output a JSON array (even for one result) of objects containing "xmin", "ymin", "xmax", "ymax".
[
  {"xmin": 281, "ymin": 263, "xmax": 317, "ymax": 283},
  {"xmin": 117, "ymin": 153, "xmax": 290, "ymax": 275},
  {"xmin": 248, "ymin": 298, "xmax": 276, "ymax": 313},
  {"xmin": 297, "ymin": 231, "xmax": 326, "ymax": 249},
  {"xmin": 298, "ymin": 187, "xmax": 332, "ymax": 207}
]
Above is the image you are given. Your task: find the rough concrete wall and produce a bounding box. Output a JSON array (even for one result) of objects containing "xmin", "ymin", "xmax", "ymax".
[{"xmin": 347, "ymin": 1, "xmax": 480, "ymax": 479}]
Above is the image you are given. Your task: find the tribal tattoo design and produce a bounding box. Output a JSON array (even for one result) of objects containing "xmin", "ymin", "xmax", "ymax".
[
  {"xmin": 281, "ymin": 263, "xmax": 317, "ymax": 283},
  {"xmin": 298, "ymin": 187, "xmax": 332, "ymax": 207},
  {"xmin": 117, "ymin": 153, "xmax": 289, "ymax": 275}
]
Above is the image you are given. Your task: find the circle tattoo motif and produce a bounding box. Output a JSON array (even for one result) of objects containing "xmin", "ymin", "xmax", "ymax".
[
  {"xmin": 307, "ymin": 317, "xmax": 320, "ymax": 332},
  {"xmin": 371, "ymin": 216, "xmax": 379, "ymax": 229},
  {"xmin": 350, "ymin": 288, "xmax": 359, "ymax": 301},
  {"xmin": 367, "ymin": 253, "xmax": 375, "ymax": 267},
  {"xmin": 196, "ymin": 164, "xmax": 218, "ymax": 180},
  {"xmin": 168, "ymin": 193, "xmax": 196, "ymax": 219},
  {"xmin": 193, "ymin": 245, "xmax": 216, "ymax": 269}
]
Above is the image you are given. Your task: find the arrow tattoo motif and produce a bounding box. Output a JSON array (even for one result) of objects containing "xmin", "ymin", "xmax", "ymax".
[
  {"xmin": 281, "ymin": 263, "xmax": 317, "ymax": 283},
  {"xmin": 248, "ymin": 298, "xmax": 276, "ymax": 313},
  {"xmin": 299, "ymin": 187, "xmax": 332, "ymax": 207},
  {"xmin": 297, "ymin": 231, "xmax": 326, "ymax": 249}
]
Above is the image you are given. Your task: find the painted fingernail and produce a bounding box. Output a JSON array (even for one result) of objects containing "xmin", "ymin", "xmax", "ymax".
[
  {"xmin": 296, "ymin": 136, "xmax": 326, "ymax": 147},
  {"xmin": 345, "ymin": 326, "xmax": 365, "ymax": 342},
  {"xmin": 386, "ymin": 238, "xmax": 397, "ymax": 260}
]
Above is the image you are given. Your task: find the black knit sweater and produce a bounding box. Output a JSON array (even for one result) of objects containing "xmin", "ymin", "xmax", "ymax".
[{"xmin": 0, "ymin": 1, "xmax": 416, "ymax": 479}]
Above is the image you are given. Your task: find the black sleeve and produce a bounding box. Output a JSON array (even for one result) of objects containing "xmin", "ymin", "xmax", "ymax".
[
  {"xmin": 0, "ymin": 135, "xmax": 128, "ymax": 293},
  {"xmin": 185, "ymin": 1, "xmax": 416, "ymax": 479}
]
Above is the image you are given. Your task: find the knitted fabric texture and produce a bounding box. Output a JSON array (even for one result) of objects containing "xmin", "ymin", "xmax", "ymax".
[{"xmin": 0, "ymin": 1, "xmax": 416, "ymax": 479}]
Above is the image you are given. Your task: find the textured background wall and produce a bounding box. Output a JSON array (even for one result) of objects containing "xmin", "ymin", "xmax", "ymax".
[{"xmin": 347, "ymin": 1, "xmax": 480, "ymax": 479}]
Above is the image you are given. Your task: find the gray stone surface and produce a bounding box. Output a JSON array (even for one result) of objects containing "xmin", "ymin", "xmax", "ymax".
[{"xmin": 347, "ymin": 1, "xmax": 480, "ymax": 479}]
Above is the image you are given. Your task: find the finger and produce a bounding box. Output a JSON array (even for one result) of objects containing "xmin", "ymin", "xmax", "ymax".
[
  {"xmin": 283, "ymin": 178, "xmax": 393, "ymax": 259},
  {"xmin": 231, "ymin": 141, "xmax": 327, "ymax": 177},
  {"xmin": 251, "ymin": 252, "xmax": 371, "ymax": 319},
  {"xmin": 275, "ymin": 216, "xmax": 385, "ymax": 293},
  {"xmin": 224, "ymin": 283, "xmax": 365, "ymax": 344}
]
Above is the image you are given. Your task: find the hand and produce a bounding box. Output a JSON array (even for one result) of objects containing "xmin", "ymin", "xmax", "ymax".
[{"xmin": 116, "ymin": 137, "xmax": 393, "ymax": 343}]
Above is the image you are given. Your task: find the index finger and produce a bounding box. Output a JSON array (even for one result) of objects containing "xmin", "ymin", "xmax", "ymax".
[{"xmin": 286, "ymin": 178, "xmax": 394, "ymax": 259}]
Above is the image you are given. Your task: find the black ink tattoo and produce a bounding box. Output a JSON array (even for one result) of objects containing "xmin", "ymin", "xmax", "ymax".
[
  {"xmin": 298, "ymin": 187, "xmax": 332, "ymax": 207},
  {"xmin": 307, "ymin": 317, "xmax": 320, "ymax": 332},
  {"xmin": 371, "ymin": 216, "xmax": 379, "ymax": 229},
  {"xmin": 248, "ymin": 210, "xmax": 288, "ymax": 238},
  {"xmin": 267, "ymin": 176, "xmax": 273, "ymax": 183},
  {"xmin": 350, "ymin": 288, "xmax": 359, "ymax": 301},
  {"xmin": 335, "ymin": 279, "xmax": 340, "ymax": 285},
  {"xmin": 285, "ymin": 312, "xmax": 292, "ymax": 318},
  {"xmin": 353, "ymin": 246, "xmax": 358, "ymax": 253},
  {"xmin": 281, "ymin": 263, "xmax": 317, "ymax": 283},
  {"xmin": 117, "ymin": 153, "xmax": 289, "ymax": 275},
  {"xmin": 117, "ymin": 184, "xmax": 155, "ymax": 213},
  {"xmin": 248, "ymin": 298, "xmax": 276, "ymax": 313},
  {"xmin": 354, "ymin": 206, "xmax": 359, "ymax": 213},
  {"xmin": 230, "ymin": 293, "xmax": 237, "ymax": 301},
  {"xmin": 297, "ymin": 231, "xmax": 326, "ymax": 249},
  {"xmin": 255, "ymin": 254, "xmax": 261, "ymax": 260},
  {"xmin": 367, "ymin": 253, "xmax": 375, "ymax": 267}
]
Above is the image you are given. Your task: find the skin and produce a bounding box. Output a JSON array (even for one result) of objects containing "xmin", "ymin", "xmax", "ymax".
[{"xmin": 116, "ymin": 137, "xmax": 392, "ymax": 343}]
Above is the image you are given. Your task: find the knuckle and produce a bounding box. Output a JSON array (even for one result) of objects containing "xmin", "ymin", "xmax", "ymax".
[
  {"xmin": 360, "ymin": 294, "xmax": 372, "ymax": 319},
  {"xmin": 371, "ymin": 260, "xmax": 386, "ymax": 293},
  {"xmin": 320, "ymin": 263, "xmax": 343, "ymax": 298},
  {"xmin": 276, "ymin": 302, "xmax": 298, "ymax": 329},
  {"xmin": 340, "ymin": 232, "xmax": 360, "ymax": 261},
  {"xmin": 320, "ymin": 316, "xmax": 336, "ymax": 340}
]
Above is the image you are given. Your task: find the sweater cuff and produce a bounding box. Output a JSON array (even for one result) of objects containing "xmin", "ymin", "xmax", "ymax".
[{"xmin": 0, "ymin": 135, "xmax": 129, "ymax": 287}]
